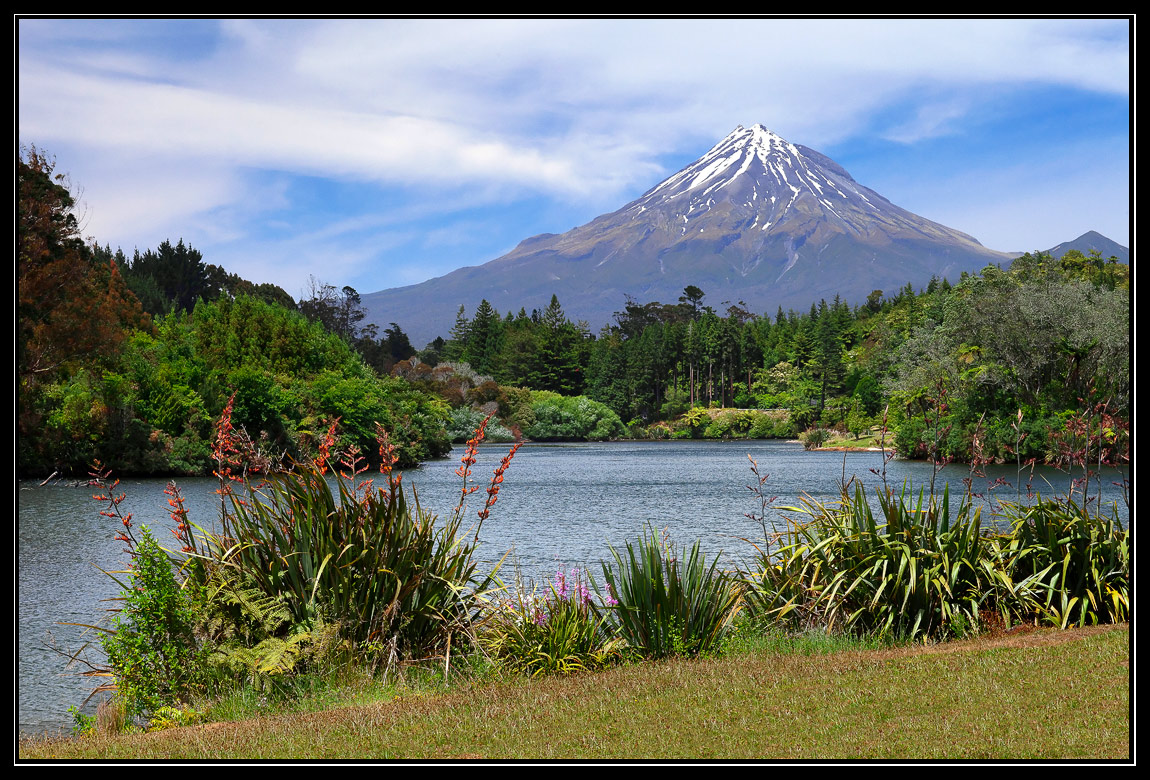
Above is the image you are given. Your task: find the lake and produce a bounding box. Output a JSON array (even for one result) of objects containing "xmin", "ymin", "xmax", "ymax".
[{"xmin": 18, "ymin": 439, "xmax": 1129, "ymax": 735}]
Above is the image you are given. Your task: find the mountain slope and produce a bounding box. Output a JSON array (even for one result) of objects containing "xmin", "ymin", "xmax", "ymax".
[
  {"xmin": 1042, "ymin": 231, "xmax": 1129, "ymax": 263},
  {"xmin": 363, "ymin": 125, "xmax": 1019, "ymax": 346}
]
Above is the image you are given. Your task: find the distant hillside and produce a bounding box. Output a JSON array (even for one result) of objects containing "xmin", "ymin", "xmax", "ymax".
[{"xmin": 1043, "ymin": 231, "xmax": 1129, "ymax": 264}]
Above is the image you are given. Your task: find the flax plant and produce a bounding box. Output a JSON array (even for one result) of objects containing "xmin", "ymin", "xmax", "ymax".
[
  {"xmin": 192, "ymin": 409, "xmax": 519, "ymax": 673},
  {"xmin": 998, "ymin": 496, "xmax": 1129, "ymax": 628},
  {"xmin": 599, "ymin": 525, "xmax": 743, "ymax": 659},
  {"xmin": 206, "ymin": 465, "xmax": 485, "ymax": 655},
  {"xmin": 758, "ymin": 484, "xmax": 1009, "ymax": 640}
]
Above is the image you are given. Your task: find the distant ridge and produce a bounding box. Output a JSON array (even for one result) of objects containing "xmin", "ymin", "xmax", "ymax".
[
  {"xmin": 1042, "ymin": 231, "xmax": 1129, "ymax": 264},
  {"xmin": 362, "ymin": 125, "xmax": 1109, "ymax": 346}
]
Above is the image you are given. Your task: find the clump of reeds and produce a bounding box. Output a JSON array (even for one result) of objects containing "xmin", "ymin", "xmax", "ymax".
[
  {"xmin": 193, "ymin": 405, "xmax": 521, "ymax": 677},
  {"xmin": 997, "ymin": 495, "xmax": 1129, "ymax": 628},
  {"xmin": 750, "ymin": 482, "xmax": 1002, "ymax": 639}
]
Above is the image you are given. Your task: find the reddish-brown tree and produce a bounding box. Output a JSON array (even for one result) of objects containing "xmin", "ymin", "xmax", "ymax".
[{"xmin": 18, "ymin": 147, "xmax": 153, "ymax": 450}]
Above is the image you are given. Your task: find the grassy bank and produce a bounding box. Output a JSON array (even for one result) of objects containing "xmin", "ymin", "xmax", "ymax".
[{"xmin": 21, "ymin": 623, "xmax": 1129, "ymax": 760}]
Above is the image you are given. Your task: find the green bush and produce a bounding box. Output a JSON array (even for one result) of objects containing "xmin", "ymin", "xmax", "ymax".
[
  {"xmin": 750, "ymin": 484, "xmax": 1003, "ymax": 640},
  {"xmin": 799, "ymin": 427, "xmax": 830, "ymax": 450},
  {"xmin": 599, "ymin": 525, "xmax": 743, "ymax": 659},
  {"xmin": 447, "ymin": 406, "xmax": 515, "ymax": 443},
  {"xmin": 101, "ymin": 527, "xmax": 206, "ymax": 720},
  {"xmin": 190, "ymin": 407, "xmax": 519, "ymax": 680},
  {"xmin": 702, "ymin": 417, "xmax": 733, "ymax": 439},
  {"xmin": 524, "ymin": 391, "xmax": 625, "ymax": 441},
  {"xmin": 747, "ymin": 413, "xmax": 777, "ymax": 439},
  {"xmin": 682, "ymin": 406, "xmax": 709, "ymax": 436},
  {"xmin": 198, "ymin": 463, "xmax": 493, "ymax": 666},
  {"xmin": 747, "ymin": 483, "xmax": 1131, "ymax": 640}
]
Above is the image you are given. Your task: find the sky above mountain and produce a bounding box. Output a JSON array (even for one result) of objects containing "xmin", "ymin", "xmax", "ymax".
[{"xmin": 18, "ymin": 18, "xmax": 1130, "ymax": 301}]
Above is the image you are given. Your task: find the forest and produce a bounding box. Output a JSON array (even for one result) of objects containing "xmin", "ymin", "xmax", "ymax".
[{"xmin": 18, "ymin": 147, "xmax": 1130, "ymax": 477}]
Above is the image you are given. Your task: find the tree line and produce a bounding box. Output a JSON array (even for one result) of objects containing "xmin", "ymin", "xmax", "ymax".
[
  {"xmin": 18, "ymin": 149, "xmax": 449, "ymax": 476},
  {"xmin": 424, "ymin": 254, "xmax": 1128, "ymax": 463},
  {"xmin": 19, "ymin": 145, "xmax": 1129, "ymax": 475}
]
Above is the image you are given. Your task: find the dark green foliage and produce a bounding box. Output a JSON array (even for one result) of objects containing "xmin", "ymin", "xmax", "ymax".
[
  {"xmin": 523, "ymin": 391, "xmax": 625, "ymax": 441},
  {"xmin": 747, "ymin": 482, "xmax": 1130, "ymax": 640},
  {"xmin": 123, "ymin": 239, "xmax": 213, "ymax": 315},
  {"xmin": 753, "ymin": 485, "xmax": 1002, "ymax": 639},
  {"xmin": 998, "ymin": 498, "xmax": 1129, "ymax": 628},
  {"xmin": 193, "ymin": 416, "xmax": 517, "ymax": 676},
  {"xmin": 399, "ymin": 262, "xmax": 1123, "ymax": 464},
  {"xmin": 886, "ymin": 267, "xmax": 1129, "ymax": 463},
  {"xmin": 18, "ymin": 149, "xmax": 153, "ymax": 471},
  {"xmin": 22, "ymin": 284, "xmax": 453, "ymax": 475}
]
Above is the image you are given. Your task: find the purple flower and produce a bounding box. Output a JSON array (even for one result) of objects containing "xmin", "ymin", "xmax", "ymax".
[{"xmin": 555, "ymin": 568, "xmax": 568, "ymax": 600}]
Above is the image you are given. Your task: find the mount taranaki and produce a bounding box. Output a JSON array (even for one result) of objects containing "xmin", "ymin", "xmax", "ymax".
[{"xmin": 363, "ymin": 124, "xmax": 1021, "ymax": 345}]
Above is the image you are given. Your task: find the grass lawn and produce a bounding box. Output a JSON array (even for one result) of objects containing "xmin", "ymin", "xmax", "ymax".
[{"xmin": 19, "ymin": 623, "xmax": 1130, "ymax": 761}]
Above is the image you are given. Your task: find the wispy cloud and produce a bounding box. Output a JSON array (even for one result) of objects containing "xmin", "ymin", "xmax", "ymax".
[{"xmin": 18, "ymin": 17, "xmax": 1130, "ymax": 296}]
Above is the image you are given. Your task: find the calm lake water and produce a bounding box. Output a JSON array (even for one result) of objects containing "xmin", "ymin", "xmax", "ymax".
[{"xmin": 18, "ymin": 439, "xmax": 1129, "ymax": 735}]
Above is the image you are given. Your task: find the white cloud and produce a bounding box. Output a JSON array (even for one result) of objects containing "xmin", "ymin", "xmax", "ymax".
[
  {"xmin": 18, "ymin": 17, "xmax": 1129, "ymax": 291},
  {"xmin": 22, "ymin": 19, "xmax": 1130, "ymax": 193}
]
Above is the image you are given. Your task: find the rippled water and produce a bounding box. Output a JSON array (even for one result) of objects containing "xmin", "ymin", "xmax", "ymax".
[{"xmin": 18, "ymin": 440, "xmax": 1128, "ymax": 734}]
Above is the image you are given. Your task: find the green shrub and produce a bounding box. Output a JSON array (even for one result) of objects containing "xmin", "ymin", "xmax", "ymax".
[
  {"xmin": 192, "ymin": 409, "xmax": 519, "ymax": 678},
  {"xmin": 447, "ymin": 406, "xmax": 515, "ymax": 443},
  {"xmin": 748, "ymin": 483, "xmax": 1131, "ymax": 640},
  {"xmin": 747, "ymin": 413, "xmax": 777, "ymax": 439},
  {"xmin": 599, "ymin": 525, "xmax": 743, "ymax": 659},
  {"xmin": 751, "ymin": 484, "xmax": 1004, "ymax": 640},
  {"xmin": 799, "ymin": 427, "xmax": 830, "ymax": 449},
  {"xmin": 101, "ymin": 527, "xmax": 206, "ymax": 720},
  {"xmin": 199, "ymin": 464, "xmax": 493, "ymax": 666},
  {"xmin": 702, "ymin": 416, "xmax": 733, "ymax": 439},
  {"xmin": 524, "ymin": 391, "xmax": 625, "ymax": 441},
  {"xmin": 683, "ymin": 406, "xmax": 709, "ymax": 436}
]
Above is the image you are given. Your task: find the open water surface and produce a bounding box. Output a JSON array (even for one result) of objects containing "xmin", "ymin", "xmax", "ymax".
[{"xmin": 18, "ymin": 439, "xmax": 1129, "ymax": 735}]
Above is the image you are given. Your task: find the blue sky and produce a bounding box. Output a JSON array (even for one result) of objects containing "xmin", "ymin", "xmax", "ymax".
[{"xmin": 18, "ymin": 18, "xmax": 1131, "ymax": 301}]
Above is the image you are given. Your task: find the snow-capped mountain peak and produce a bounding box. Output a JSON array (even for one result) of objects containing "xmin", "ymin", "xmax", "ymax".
[
  {"xmin": 633, "ymin": 124, "xmax": 865, "ymax": 227},
  {"xmin": 362, "ymin": 123, "xmax": 1017, "ymax": 346},
  {"xmin": 624, "ymin": 123, "xmax": 989, "ymax": 250}
]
